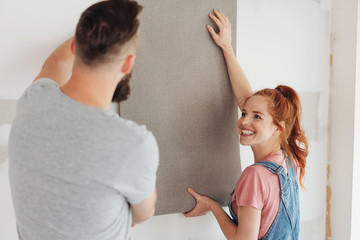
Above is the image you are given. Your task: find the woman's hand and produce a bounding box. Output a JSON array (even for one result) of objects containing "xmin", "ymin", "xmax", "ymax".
[
  {"xmin": 183, "ymin": 188, "xmax": 216, "ymax": 217},
  {"xmin": 207, "ymin": 9, "xmax": 232, "ymax": 52}
]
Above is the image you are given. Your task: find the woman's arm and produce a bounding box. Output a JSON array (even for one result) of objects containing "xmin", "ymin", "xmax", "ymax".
[
  {"xmin": 207, "ymin": 10, "xmax": 252, "ymax": 109},
  {"xmin": 184, "ymin": 188, "xmax": 260, "ymax": 240}
]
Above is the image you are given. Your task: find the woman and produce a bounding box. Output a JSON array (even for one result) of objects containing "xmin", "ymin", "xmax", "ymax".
[{"xmin": 184, "ymin": 9, "xmax": 308, "ymax": 240}]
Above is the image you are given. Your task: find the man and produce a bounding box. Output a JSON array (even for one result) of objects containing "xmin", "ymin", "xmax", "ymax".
[{"xmin": 8, "ymin": 0, "xmax": 159, "ymax": 239}]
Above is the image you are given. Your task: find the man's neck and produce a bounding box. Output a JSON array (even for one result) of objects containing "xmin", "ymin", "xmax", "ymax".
[{"xmin": 60, "ymin": 67, "xmax": 121, "ymax": 109}]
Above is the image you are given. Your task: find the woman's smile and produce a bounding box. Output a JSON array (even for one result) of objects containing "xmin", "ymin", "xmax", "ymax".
[{"xmin": 240, "ymin": 128, "xmax": 256, "ymax": 136}]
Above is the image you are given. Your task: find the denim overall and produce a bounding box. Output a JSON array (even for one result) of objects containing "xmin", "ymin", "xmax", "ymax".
[{"xmin": 228, "ymin": 158, "xmax": 300, "ymax": 240}]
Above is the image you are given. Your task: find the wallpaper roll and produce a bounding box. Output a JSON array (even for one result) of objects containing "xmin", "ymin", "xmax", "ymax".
[{"xmin": 120, "ymin": 0, "xmax": 241, "ymax": 215}]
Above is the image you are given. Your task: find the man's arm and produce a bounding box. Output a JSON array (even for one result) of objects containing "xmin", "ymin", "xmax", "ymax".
[
  {"xmin": 34, "ymin": 38, "xmax": 74, "ymax": 86},
  {"xmin": 130, "ymin": 188, "xmax": 157, "ymax": 227}
]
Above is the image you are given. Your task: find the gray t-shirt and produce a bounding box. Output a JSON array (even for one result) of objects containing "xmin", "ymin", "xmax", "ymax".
[{"xmin": 8, "ymin": 78, "xmax": 159, "ymax": 240}]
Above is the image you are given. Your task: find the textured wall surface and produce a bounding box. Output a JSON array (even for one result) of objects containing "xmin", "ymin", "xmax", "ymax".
[{"xmin": 120, "ymin": 0, "xmax": 241, "ymax": 215}]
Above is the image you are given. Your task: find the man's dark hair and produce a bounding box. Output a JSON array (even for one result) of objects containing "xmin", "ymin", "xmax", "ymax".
[
  {"xmin": 75, "ymin": 0, "xmax": 143, "ymax": 66},
  {"xmin": 112, "ymin": 72, "xmax": 132, "ymax": 102}
]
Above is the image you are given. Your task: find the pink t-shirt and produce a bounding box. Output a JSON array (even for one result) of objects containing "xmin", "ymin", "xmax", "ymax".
[{"xmin": 230, "ymin": 150, "xmax": 300, "ymax": 239}]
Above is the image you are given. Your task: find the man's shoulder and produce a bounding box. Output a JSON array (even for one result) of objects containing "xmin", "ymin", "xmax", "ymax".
[
  {"xmin": 18, "ymin": 78, "xmax": 59, "ymax": 104},
  {"xmin": 33, "ymin": 78, "xmax": 59, "ymax": 86},
  {"xmin": 114, "ymin": 117, "xmax": 157, "ymax": 148},
  {"xmin": 25, "ymin": 78, "xmax": 59, "ymax": 94},
  {"xmin": 109, "ymin": 118, "xmax": 159, "ymax": 172}
]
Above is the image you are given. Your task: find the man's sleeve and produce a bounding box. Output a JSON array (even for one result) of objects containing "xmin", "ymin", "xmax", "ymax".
[
  {"xmin": 18, "ymin": 78, "xmax": 58, "ymax": 101},
  {"xmin": 120, "ymin": 132, "xmax": 159, "ymax": 204}
]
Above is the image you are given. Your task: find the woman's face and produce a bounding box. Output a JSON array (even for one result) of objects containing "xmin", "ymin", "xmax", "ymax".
[{"xmin": 238, "ymin": 95, "xmax": 280, "ymax": 148}]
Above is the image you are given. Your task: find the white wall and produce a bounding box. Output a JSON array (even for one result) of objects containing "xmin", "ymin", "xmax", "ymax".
[
  {"xmin": 351, "ymin": 2, "xmax": 360, "ymax": 239},
  {"xmin": 236, "ymin": 1, "xmax": 330, "ymax": 240},
  {"xmin": 328, "ymin": 0, "xmax": 358, "ymax": 239},
  {"xmin": 327, "ymin": 0, "xmax": 359, "ymax": 239},
  {"xmin": 0, "ymin": 0, "xmax": 331, "ymax": 239}
]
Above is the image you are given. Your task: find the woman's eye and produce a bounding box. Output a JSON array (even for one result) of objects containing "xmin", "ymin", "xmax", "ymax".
[
  {"xmin": 255, "ymin": 114, "xmax": 262, "ymax": 119},
  {"xmin": 241, "ymin": 112, "xmax": 246, "ymax": 117}
]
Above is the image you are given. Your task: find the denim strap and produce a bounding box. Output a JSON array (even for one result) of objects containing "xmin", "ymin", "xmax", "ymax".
[{"xmin": 253, "ymin": 160, "xmax": 285, "ymax": 176}]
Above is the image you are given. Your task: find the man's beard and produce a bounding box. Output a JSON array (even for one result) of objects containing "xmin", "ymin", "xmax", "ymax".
[{"xmin": 112, "ymin": 72, "xmax": 132, "ymax": 103}]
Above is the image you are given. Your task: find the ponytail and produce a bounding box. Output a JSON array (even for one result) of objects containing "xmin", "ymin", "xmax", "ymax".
[{"xmin": 254, "ymin": 85, "xmax": 309, "ymax": 188}]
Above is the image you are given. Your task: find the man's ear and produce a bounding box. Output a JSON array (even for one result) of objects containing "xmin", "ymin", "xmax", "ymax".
[
  {"xmin": 122, "ymin": 54, "xmax": 136, "ymax": 74},
  {"xmin": 70, "ymin": 38, "xmax": 75, "ymax": 54}
]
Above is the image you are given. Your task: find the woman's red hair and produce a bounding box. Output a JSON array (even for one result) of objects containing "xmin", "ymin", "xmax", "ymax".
[{"xmin": 253, "ymin": 85, "xmax": 309, "ymax": 188}]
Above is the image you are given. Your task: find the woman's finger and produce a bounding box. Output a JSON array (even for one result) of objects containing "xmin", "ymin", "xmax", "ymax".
[
  {"xmin": 217, "ymin": 9, "xmax": 229, "ymax": 24},
  {"xmin": 183, "ymin": 210, "xmax": 195, "ymax": 217},
  {"xmin": 206, "ymin": 25, "xmax": 219, "ymax": 41},
  {"xmin": 183, "ymin": 205, "xmax": 208, "ymax": 218},
  {"xmin": 224, "ymin": 14, "xmax": 230, "ymax": 25},
  {"xmin": 214, "ymin": 9, "xmax": 226, "ymax": 24},
  {"xmin": 183, "ymin": 210, "xmax": 206, "ymax": 218},
  {"xmin": 208, "ymin": 13, "xmax": 223, "ymax": 29},
  {"xmin": 187, "ymin": 187, "xmax": 200, "ymax": 199}
]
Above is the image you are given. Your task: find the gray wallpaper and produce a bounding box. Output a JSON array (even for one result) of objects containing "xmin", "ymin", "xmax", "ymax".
[{"xmin": 120, "ymin": 0, "xmax": 241, "ymax": 215}]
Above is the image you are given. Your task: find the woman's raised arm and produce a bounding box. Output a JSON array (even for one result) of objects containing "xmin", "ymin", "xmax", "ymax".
[{"xmin": 207, "ymin": 9, "xmax": 252, "ymax": 109}]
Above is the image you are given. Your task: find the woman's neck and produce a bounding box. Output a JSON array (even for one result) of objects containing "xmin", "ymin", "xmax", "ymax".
[{"xmin": 251, "ymin": 144, "xmax": 281, "ymax": 163}]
